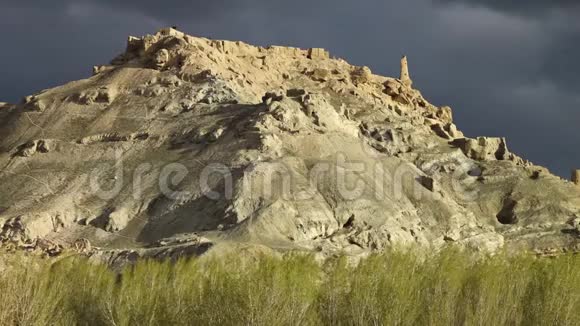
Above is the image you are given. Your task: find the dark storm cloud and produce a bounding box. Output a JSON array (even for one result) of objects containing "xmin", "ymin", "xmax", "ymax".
[
  {"xmin": 538, "ymin": 31, "xmax": 580, "ymax": 93},
  {"xmin": 0, "ymin": 0, "xmax": 578, "ymax": 177},
  {"xmin": 435, "ymin": 0, "xmax": 580, "ymax": 91},
  {"xmin": 0, "ymin": 1, "xmax": 162, "ymax": 103},
  {"xmin": 94, "ymin": 0, "xmax": 342, "ymax": 21},
  {"xmin": 94, "ymin": 0, "xmax": 245, "ymax": 20},
  {"xmin": 435, "ymin": 0, "xmax": 580, "ymax": 17}
]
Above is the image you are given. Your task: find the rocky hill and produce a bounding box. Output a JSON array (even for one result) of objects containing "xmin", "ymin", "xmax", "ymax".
[{"xmin": 0, "ymin": 28, "xmax": 578, "ymax": 261}]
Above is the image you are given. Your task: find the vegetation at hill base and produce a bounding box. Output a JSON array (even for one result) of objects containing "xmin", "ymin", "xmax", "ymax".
[{"xmin": 0, "ymin": 248, "xmax": 578, "ymax": 326}]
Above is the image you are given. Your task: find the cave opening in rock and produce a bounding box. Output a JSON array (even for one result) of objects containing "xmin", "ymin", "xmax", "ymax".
[{"xmin": 497, "ymin": 199, "xmax": 518, "ymax": 225}]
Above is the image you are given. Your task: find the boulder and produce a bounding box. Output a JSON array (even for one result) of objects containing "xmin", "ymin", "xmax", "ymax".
[
  {"xmin": 17, "ymin": 141, "xmax": 39, "ymax": 157},
  {"xmin": 262, "ymin": 91, "xmax": 284, "ymax": 104},
  {"xmin": 92, "ymin": 65, "xmax": 114, "ymax": 76},
  {"xmin": 452, "ymin": 137, "xmax": 509, "ymax": 161},
  {"xmin": 105, "ymin": 209, "xmax": 130, "ymax": 232},
  {"xmin": 568, "ymin": 217, "xmax": 580, "ymax": 233},
  {"xmin": 153, "ymin": 48, "xmax": 170, "ymax": 69},
  {"xmin": 435, "ymin": 106, "xmax": 453, "ymax": 124},
  {"xmin": 311, "ymin": 68, "xmax": 330, "ymax": 82},
  {"xmin": 446, "ymin": 123, "xmax": 463, "ymax": 139},
  {"xmin": 393, "ymin": 93, "xmax": 412, "ymax": 105},
  {"xmin": 430, "ymin": 123, "xmax": 452, "ymax": 140},
  {"xmin": 0, "ymin": 217, "xmax": 27, "ymax": 244},
  {"xmin": 351, "ymin": 66, "xmax": 372, "ymax": 86},
  {"xmin": 208, "ymin": 127, "xmax": 225, "ymax": 142},
  {"xmin": 23, "ymin": 96, "xmax": 47, "ymax": 112},
  {"xmin": 157, "ymin": 75, "xmax": 182, "ymax": 87},
  {"xmin": 34, "ymin": 238, "xmax": 64, "ymax": 257},
  {"xmin": 286, "ymin": 88, "xmax": 308, "ymax": 97},
  {"xmin": 150, "ymin": 234, "xmax": 211, "ymax": 248},
  {"xmin": 16, "ymin": 139, "xmax": 51, "ymax": 157},
  {"xmin": 384, "ymin": 79, "xmax": 402, "ymax": 96},
  {"xmin": 76, "ymin": 87, "xmax": 117, "ymax": 105}
]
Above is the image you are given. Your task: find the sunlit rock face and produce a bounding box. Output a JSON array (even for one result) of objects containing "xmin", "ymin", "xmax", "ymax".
[{"xmin": 0, "ymin": 28, "xmax": 578, "ymax": 260}]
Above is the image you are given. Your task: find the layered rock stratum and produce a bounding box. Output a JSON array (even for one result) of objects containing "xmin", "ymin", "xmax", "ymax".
[{"xmin": 0, "ymin": 28, "xmax": 578, "ymax": 261}]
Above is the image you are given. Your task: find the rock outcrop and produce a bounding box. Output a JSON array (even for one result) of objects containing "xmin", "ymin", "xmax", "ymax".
[
  {"xmin": 452, "ymin": 137, "xmax": 509, "ymax": 161},
  {"xmin": 0, "ymin": 28, "xmax": 577, "ymax": 261},
  {"xmin": 307, "ymin": 48, "xmax": 329, "ymax": 60},
  {"xmin": 15, "ymin": 139, "xmax": 52, "ymax": 157},
  {"xmin": 351, "ymin": 66, "xmax": 373, "ymax": 86},
  {"xmin": 400, "ymin": 56, "xmax": 412, "ymax": 87}
]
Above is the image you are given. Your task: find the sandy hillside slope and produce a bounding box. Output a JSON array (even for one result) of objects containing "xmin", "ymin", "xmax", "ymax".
[{"xmin": 0, "ymin": 28, "xmax": 578, "ymax": 260}]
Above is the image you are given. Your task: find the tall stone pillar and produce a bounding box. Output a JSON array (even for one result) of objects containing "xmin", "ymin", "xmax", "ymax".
[
  {"xmin": 572, "ymin": 169, "xmax": 580, "ymax": 185},
  {"xmin": 400, "ymin": 55, "xmax": 412, "ymax": 87}
]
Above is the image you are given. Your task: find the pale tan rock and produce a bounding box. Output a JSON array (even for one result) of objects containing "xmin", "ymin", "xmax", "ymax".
[
  {"xmin": 0, "ymin": 217, "xmax": 26, "ymax": 244},
  {"xmin": 262, "ymin": 91, "xmax": 284, "ymax": 104},
  {"xmin": 459, "ymin": 233, "xmax": 504, "ymax": 253},
  {"xmin": 1, "ymin": 27, "xmax": 578, "ymax": 262},
  {"xmin": 572, "ymin": 169, "xmax": 580, "ymax": 185},
  {"xmin": 384, "ymin": 79, "xmax": 401, "ymax": 96},
  {"xmin": 307, "ymin": 48, "xmax": 329, "ymax": 60},
  {"xmin": 23, "ymin": 96, "xmax": 47, "ymax": 111},
  {"xmin": 446, "ymin": 123, "xmax": 463, "ymax": 139},
  {"xmin": 93, "ymin": 65, "xmax": 105, "ymax": 75},
  {"xmin": 286, "ymin": 88, "xmax": 308, "ymax": 97},
  {"xmin": 159, "ymin": 27, "xmax": 184, "ymax": 38},
  {"xmin": 153, "ymin": 48, "xmax": 170, "ymax": 69},
  {"xmin": 444, "ymin": 229, "xmax": 461, "ymax": 242},
  {"xmin": 436, "ymin": 106, "xmax": 453, "ymax": 124},
  {"xmin": 208, "ymin": 127, "xmax": 225, "ymax": 142},
  {"xmin": 351, "ymin": 66, "xmax": 372, "ymax": 85},
  {"xmin": 141, "ymin": 35, "xmax": 157, "ymax": 53},
  {"xmin": 213, "ymin": 40, "xmax": 238, "ymax": 54},
  {"xmin": 311, "ymin": 68, "xmax": 330, "ymax": 82},
  {"xmin": 400, "ymin": 55, "xmax": 412, "ymax": 87},
  {"xmin": 74, "ymin": 238, "xmax": 92, "ymax": 253},
  {"xmin": 126, "ymin": 36, "xmax": 144, "ymax": 53},
  {"xmin": 268, "ymin": 45, "xmax": 303, "ymax": 57},
  {"xmin": 76, "ymin": 87, "xmax": 116, "ymax": 104},
  {"xmin": 35, "ymin": 238, "xmax": 64, "ymax": 257},
  {"xmin": 16, "ymin": 139, "xmax": 52, "ymax": 157},
  {"xmin": 393, "ymin": 93, "xmax": 411, "ymax": 105},
  {"xmin": 105, "ymin": 209, "xmax": 130, "ymax": 233},
  {"xmin": 452, "ymin": 137, "xmax": 509, "ymax": 161},
  {"xmin": 569, "ymin": 217, "xmax": 580, "ymax": 232},
  {"xmin": 430, "ymin": 123, "xmax": 452, "ymax": 139}
]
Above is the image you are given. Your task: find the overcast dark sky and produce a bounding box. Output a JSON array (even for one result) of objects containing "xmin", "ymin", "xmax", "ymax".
[{"xmin": 0, "ymin": 0, "xmax": 578, "ymax": 177}]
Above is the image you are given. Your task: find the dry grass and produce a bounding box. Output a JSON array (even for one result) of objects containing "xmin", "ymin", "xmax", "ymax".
[{"xmin": 0, "ymin": 248, "xmax": 578, "ymax": 325}]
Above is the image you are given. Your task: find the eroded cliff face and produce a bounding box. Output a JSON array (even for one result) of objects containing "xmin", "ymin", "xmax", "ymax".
[{"xmin": 0, "ymin": 28, "xmax": 578, "ymax": 260}]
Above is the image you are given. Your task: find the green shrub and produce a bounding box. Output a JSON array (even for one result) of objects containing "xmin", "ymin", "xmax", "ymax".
[{"xmin": 0, "ymin": 249, "xmax": 578, "ymax": 325}]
